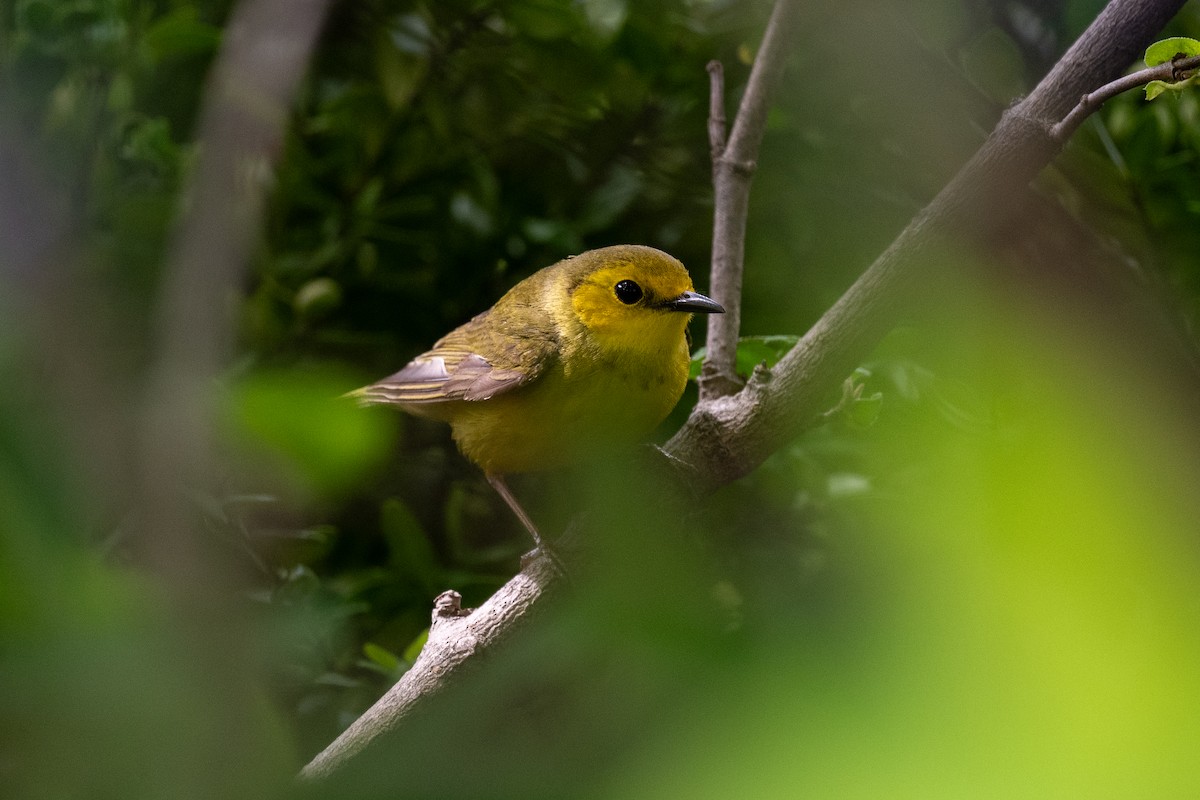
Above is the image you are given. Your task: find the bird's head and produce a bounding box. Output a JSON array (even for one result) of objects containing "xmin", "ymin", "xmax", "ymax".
[{"xmin": 563, "ymin": 245, "xmax": 723, "ymax": 356}]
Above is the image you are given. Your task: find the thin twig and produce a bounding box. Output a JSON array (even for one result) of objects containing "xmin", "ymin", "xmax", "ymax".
[
  {"xmin": 707, "ymin": 60, "xmax": 727, "ymax": 158},
  {"xmin": 1052, "ymin": 52, "xmax": 1200, "ymax": 141},
  {"xmin": 700, "ymin": 0, "xmax": 800, "ymax": 402}
]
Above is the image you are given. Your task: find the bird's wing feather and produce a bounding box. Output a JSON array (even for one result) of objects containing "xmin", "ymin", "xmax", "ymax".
[{"xmin": 355, "ymin": 305, "xmax": 558, "ymax": 405}]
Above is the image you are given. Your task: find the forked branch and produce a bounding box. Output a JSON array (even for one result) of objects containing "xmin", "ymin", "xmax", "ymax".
[
  {"xmin": 668, "ymin": 0, "xmax": 1190, "ymax": 488},
  {"xmin": 699, "ymin": 0, "xmax": 801, "ymax": 401},
  {"xmin": 1052, "ymin": 52, "xmax": 1200, "ymax": 140}
]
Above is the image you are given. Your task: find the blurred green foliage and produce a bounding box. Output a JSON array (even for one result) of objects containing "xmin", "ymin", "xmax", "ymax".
[{"xmin": 3, "ymin": 0, "xmax": 1200, "ymax": 797}]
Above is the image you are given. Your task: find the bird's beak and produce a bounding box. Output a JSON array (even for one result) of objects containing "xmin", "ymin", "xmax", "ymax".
[{"xmin": 666, "ymin": 290, "xmax": 724, "ymax": 314}]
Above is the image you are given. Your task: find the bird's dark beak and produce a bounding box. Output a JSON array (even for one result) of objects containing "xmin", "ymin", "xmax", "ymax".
[{"xmin": 666, "ymin": 290, "xmax": 724, "ymax": 314}]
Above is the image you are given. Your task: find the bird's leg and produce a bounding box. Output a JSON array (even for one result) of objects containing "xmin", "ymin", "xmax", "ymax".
[{"xmin": 485, "ymin": 473, "xmax": 568, "ymax": 577}]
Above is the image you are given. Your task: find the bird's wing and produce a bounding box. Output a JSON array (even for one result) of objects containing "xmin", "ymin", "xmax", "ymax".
[{"xmin": 354, "ymin": 307, "xmax": 558, "ymax": 405}]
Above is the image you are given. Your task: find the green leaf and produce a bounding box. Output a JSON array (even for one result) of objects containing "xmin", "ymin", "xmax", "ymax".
[
  {"xmin": 735, "ymin": 335, "xmax": 799, "ymax": 377},
  {"xmin": 314, "ymin": 672, "xmax": 363, "ymax": 689},
  {"xmin": 827, "ymin": 472, "xmax": 871, "ymax": 498},
  {"xmin": 1144, "ymin": 75, "xmax": 1199, "ymax": 101},
  {"xmin": 293, "ymin": 277, "xmax": 343, "ymax": 322},
  {"xmin": 18, "ymin": 1, "xmax": 56, "ymax": 36},
  {"xmin": 224, "ymin": 368, "xmax": 398, "ymax": 497},
  {"xmin": 374, "ymin": 35, "xmax": 427, "ymax": 111},
  {"xmin": 1145, "ymin": 37, "xmax": 1200, "ymax": 67},
  {"xmin": 402, "ymin": 628, "xmax": 430, "ymax": 663},
  {"xmin": 1145, "ymin": 80, "xmax": 1170, "ymax": 101},
  {"xmin": 689, "ymin": 336, "xmax": 800, "ymax": 381},
  {"xmin": 380, "ymin": 498, "xmax": 439, "ymax": 582},
  {"xmin": 506, "ymin": 3, "xmax": 580, "ymax": 40},
  {"xmin": 581, "ymin": 0, "xmax": 628, "ymax": 38},
  {"xmin": 275, "ymin": 565, "xmax": 321, "ymax": 600},
  {"xmin": 122, "ymin": 117, "xmax": 178, "ymax": 167},
  {"xmin": 362, "ymin": 642, "xmax": 401, "ymax": 672},
  {"xmin": 688, "ymin": 347, "xmax": 705, "ymax": 380},
  {"xmin": 848, "ymin": 391, "xmax": 884, "ymax": 428},
  {"xmin": 144, "ymin": 9, "xmax": 220, "ymax": 61}
]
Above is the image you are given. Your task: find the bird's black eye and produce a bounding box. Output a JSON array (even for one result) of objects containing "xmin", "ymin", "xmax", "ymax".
[{"xmin": 614, "ymin": 280, "xmax": 643, "ymax": 305}]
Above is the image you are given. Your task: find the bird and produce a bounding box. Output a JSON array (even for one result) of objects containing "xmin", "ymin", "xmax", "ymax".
[{"xmin": 352, "ymin": 244, "xmax": 724, "ymax": 566}]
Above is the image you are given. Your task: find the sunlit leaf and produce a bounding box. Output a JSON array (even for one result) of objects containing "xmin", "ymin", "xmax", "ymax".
[
  {"xmin": 1145, "ymin": 36, "xmax": 1200, "ymax": 67},
  {"xmin": 1144, "ymin": 74, "xmax": 1199, "ymax": 101},
  {"xmin": 1145, "ymin": 80, "xmax": 1171, "ymax": 100}
]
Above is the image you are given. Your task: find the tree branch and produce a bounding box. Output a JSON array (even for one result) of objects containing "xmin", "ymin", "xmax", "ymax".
[
  {"xmin": 706, "ymin": 61, "xmax": 727, "ymax": 158},
  {"xmin": 1052, "ymin": 52, "xmax": 1200, "ymax": 141},
  {"xmin": 137, "ymin": 0, "xmax": 333, "ymax": 587},
  {"xmin": 699, "ymin": 0, "xmax": 800, "ymax": 401},
  {"xmin": 668, "ymin": 0, "xmax": 1189, "ymax": 490},
  {"xmin": 301, "ymin": 0, "xmax": 1190, "ymax": 779},
  {"xmin": 300, "ymin": 565, "xmax": 560, "ymax": 780}
]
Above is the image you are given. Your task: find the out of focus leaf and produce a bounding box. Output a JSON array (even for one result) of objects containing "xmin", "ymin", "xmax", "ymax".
[
  {"xmin": 734, "ymin": 335, "xmax": 799, "ymax": 377},
  {"xmin": 381, "ymin": 497, "xmax": 440, "ymax": 586},
  {"xmin": 226, "ymin": 368, "xmax": 397, "ymax": 497},
  {"xmin": 846, "ymin": 390, "xmax": 883, "ymax": 427},
  {"xmin": 18, "ymin": 1, "xmax": 55, "ymax": 35},
  {"xmin": 362, "ymin": 642, "xmax": 401, "ymax": 673},
  {"xmin": 294, "ymin": 277, "xmax": 344, "ymax": 321},
  {"xmin": 689, "ymin": 336, "xmax": 800, "ymax": 380},
  {"xmin": 402, "ymin": 628, "xmax": 430, "ymax": 663},
  {"xmin": 581, "ymin": 0, "xmax": 628, "ymax": 38},
  {"xmin": 144, "ymin": 8, "xmax": 220, "ymax": 60}
]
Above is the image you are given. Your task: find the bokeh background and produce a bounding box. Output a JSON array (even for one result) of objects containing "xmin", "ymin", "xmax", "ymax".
[{"xmin": 3, "ymin": 0, "xmax": 1200, "ymax": 796}]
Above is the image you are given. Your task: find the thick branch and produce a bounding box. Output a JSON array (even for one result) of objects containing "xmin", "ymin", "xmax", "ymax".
[
  {"xmin": 699, "ymin": 0, "xmax": 800, "ymax": 401},
  {"xmin": 668, "ymin": 0, "xmax": 1189, "ymax": 489}
]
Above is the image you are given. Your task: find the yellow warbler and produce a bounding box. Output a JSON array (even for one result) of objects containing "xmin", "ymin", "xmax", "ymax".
[{"xmin": 353, "ymin": 244, "xmax": 723, "ymax": 558}]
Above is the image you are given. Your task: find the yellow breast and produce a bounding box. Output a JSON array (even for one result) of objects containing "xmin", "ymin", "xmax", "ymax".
[{"xmin": 448, "ymin": 334, "xmax": 691, "ymax": 474}]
